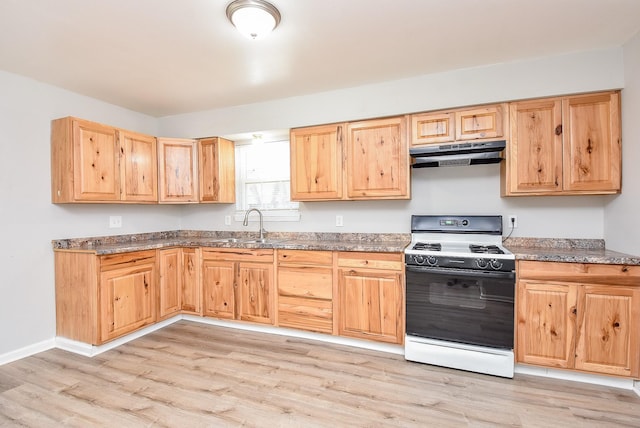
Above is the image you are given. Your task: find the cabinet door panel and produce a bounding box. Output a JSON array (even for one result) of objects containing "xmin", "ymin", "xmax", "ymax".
[
  {"xmin": 346, "ymin": 117, "xmax": 409, "ymax": 199},
  {"xmin": 238, "ymin": 262, "xmax": 273, "ymax": 324},
  {"xmin": 290, "ymin": 124, "xmax": 344, "ymax": 200},
  {"xmin": 563, "ymin": 93, "xmax": 621, "ymax": 192},
  {"xmin": 455, "ymin": 105, "xmax": 504, "ymax": 140},
  {"xmin": 100, "ymin": 264, "xmax": 155, "ymax": 342},
  {"xmin": 158, "ymin": 249, "xmax": 181, "ymax": 319},
  {"xmin": 120, "ymin": 131, "xmax": 157, "ymax": 202},
  {"xmin": 338, "ymin": 269, "xmax": 403, "ymax": 344},
  {"xmin": 516, "ymin": 280, "xmax": 576, "ymax": 368},
  {"xmin": 158, "ymin": 138, "xmax": 198, "ymax": 203},
  {"xmin": 202, "ymin": 260, "xmax": 236, "ymax": 319},
  {"xmin": 199, "ymin": 137, "xmax": 235, "ymax": 203},
  {"xmin": 508, "ymin": 99, "xmax": 563, "ymax": 193},
  {"xmin": 73, "ymin": 119, "xmax": 120, "ymax": 201},
  {"xmin": 181, "ymin": 248, "xmax": 201, "ymax": 314},
  {"xmin": 575, "ymin": 285, "xmax": 639, "ymax": 377},
  {"xmin": 410, "ymin": 112, "xmax": 454, "ymax": 145}
]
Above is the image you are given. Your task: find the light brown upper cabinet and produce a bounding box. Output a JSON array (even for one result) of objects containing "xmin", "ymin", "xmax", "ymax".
[
  {"xmin": 158, "ymin": 138, "xmax": 199, "ymax": 203},
  {"xmin": 52, "ymin": 117, "xmax": 157, "ymax": 203},
  {"xmin": 198, "ymin": 137, "xmax": 235, "ymax": 203},
  {"xmin": 346, "ymin": 117, "xmax": 410, "ymax": 199},
  {"xmin": 290, "ymin": 123, "xmax": 344, "ymax": 200},
  {"xmin": 410, "ymin": 104, "xmax": 507, "ymax": 146},
  {"xmin": 502, "ymin": 91, "xmax": 621, "ymax": 196},
  {"xmin": 290, "ymin": 117, "xmax": 410, "ymax": 201}
]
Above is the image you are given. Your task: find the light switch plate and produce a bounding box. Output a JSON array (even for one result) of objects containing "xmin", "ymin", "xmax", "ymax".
[
  {"xmin": 224, "ymin": 215, "xmax": 231, "ymax": 226},
  {"xmin": 336, "ymin": 215, "xmax": 344, "ymax": 227},
  {"xmin": 109, "ymin": 216, "xmax": 122, "ymax": 228}
]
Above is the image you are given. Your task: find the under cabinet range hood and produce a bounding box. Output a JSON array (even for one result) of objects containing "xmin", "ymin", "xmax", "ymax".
[{"xmin": 410, "ymin": 140, "xmax": 506, "ymax": 168}]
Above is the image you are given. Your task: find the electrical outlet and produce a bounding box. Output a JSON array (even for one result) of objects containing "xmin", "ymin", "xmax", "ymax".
[
  {"xmin": 508, "ymin": 215, "xmax": 518, "ymax": 228},
  {"xmin": 336, "ymin": 215, "xmax": 344, "ymax": 227},
  {"xmin": 109, "ymin": 216, "xmax": 122, "ymax": 228},
  {"xmin": 224, "ymin": 215, "xmax": 231, "ymax": 226}
]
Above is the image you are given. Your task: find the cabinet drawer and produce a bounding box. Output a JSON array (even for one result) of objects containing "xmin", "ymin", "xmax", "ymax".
[
  {"xmin": 518, "ymin": 261, "xmax": 640, "ymax": 285},
  {"xmin": 99, "ymin": 250, "xmax": 156, "ymax": 270},
  {"xmin": 278, "ymin": 250, "xmax": 333, "ymax": 265},
  {"xmin": 278, "ymin": 266, "xmax": 333, "ymax": 299},
  {"xmin": 278, "ymin": 296, "xmax": 333, "ymax": 334},
  {"xmin": 202, "ymin": 248, "xmax": 274, "ymax": 263},
  {"xmin": 337, "ymin": 252, "xmax": 403, "ymax": 271}
]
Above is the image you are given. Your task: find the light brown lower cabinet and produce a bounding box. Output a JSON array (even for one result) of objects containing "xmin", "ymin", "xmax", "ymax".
[
  {"xmin": 337, "ymin": 252, "xmax": 405, "ymax": 344},
  {"xmin": 201, "ymin": 248, "xmax": 274, "ymax": 325},
  {"xmin": 158, "ymin": 248, "xmax": 202, "ymax": 319},
  {"xmin": 277, "ymin": 250, "xmax": 334, "ymax": 334},
  {"xmin": 516, "ymin": 261, "xmax": 640, "ymax": 378},
  {"xmin": 55, "ymin": 250, "xmax": 157, "ymax": 345}
]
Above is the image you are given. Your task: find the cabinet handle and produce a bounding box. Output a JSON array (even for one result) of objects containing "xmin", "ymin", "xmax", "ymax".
[{"xmin": 554, "ymin": 124, "xmax": 563, "ymax": 136}]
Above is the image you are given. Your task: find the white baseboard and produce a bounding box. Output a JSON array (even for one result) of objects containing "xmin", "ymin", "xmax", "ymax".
[
  {"xmin": 0, "ymin": 338, "xmax": 56, "ymax": 366},
  {"xmin": 182, "ymin": 315, "xmax": 404, "ymax": 355},
  {"xmin": 515, "ymin": 364, "xmax": 635, "ymax": 390},
  {"xmin": 55, "ymin": 315, "xmax": 182, "ymax": 357},
  {"xmin": 634, "ymin": 380, "xmax": 640, "ymax": 397}
]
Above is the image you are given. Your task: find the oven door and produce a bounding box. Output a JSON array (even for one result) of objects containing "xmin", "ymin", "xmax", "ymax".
[{"xmin": 405, "ymin": 265, "xmax": 515, "ymax": 349}]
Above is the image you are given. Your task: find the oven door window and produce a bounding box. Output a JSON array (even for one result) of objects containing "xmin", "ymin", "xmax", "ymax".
[{"xmin": 406, "ymin": 267, "xmax": 514, "ymax": 349}]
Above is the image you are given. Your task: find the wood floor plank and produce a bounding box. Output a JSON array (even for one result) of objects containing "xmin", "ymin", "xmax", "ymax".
[{"xmin": 1, "ymin": 320, "xmax": 639, "ymax": 427}]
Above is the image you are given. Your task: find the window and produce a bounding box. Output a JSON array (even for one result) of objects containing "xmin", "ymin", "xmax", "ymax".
[{"xmin": 235, "ymin": 140, "xmax": 300, "ymax": 221}]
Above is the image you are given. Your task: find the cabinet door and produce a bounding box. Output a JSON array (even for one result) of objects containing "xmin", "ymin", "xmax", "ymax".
[
  {"xmin": 73, "ymin": 119, "xmax": 120, "ymax": 201},
  {"xmin": 202, "ymin": 260, "xmax": 236, "ymax": 319},
  {"xmin": 100, "ymin": 263, "xmax": 156, "ymax": 342},
  {"xmin": 506, "ymin": 99, "xmax": 563, "ymax": 194},
  {"xmin": 290, "ymin": 124, "xmax": 344, "ymax": 200},
  {"xmin": 199, "ymin": 137, "xmax": 235, "ymax": 203},
  {"xmin": 238, "ymin": 262, "xmax": 273, "ymax": 324},
  {"xmin": 455, "ymin": 104, "xmax": 505, "ymax": 140},
  {"xmin": 158, "ymin": 138, "xmax": 198, "ymax": 203},
  {"xmin": 563, "ymin": 92, "xmax": 621, "ymax": 193},
  {"xmin": 119, "ymin": 131, "xmax": 157, "ymax": 202},
  {"xmin": 346, "ymin": 117, "xmax": 409, "ymax": 199},
  {"xmin": 574, "ymin": 285, "xmax": 640, "ymax": 377},
  {"xmin": 516, "ymin": 280, "xmax": 577, "ymax": 368},
  {"xmin": 158, "ymin": 248, "xmax": 181, "ymax": 319},
  {"xmin": 338, "ymin": 268, "xmax": 403, "ymax": 344},
  {"xmin": 181, "ymin": 248, "xmax": 201, "ymax": 314},
  {"xmin": 410, "ymin": 112, "xmax": 454, "ymax": 146}
]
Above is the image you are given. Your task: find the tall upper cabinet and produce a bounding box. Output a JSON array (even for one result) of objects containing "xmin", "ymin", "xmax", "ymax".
[
  {"xmin": 502, "ymin": 91, "xmax": 621, "ymax": 196},
  {"xmin": 51, "ymin": 117, "xmax": 157, "ymax": 203},
  {"xmin": 290, "ymin": 117, "xmax": 410, "ymax": 201},
  {"xmin": 157, "ymin": 138, "xmax": 199, "ymax": 203}
]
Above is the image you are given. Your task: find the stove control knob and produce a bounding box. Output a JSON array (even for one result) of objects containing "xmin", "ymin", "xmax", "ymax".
[
  {"xmin": 475, "ymin": 258, "xmax": 489, "ymax": 269},
  {"xmin": 413, "ymin": 255, "xmax": 426, "ymax": 265},
  {"xmin": 489, "ymin": 259, "xmax": 503, "ymax": 270},
  {"xmin": 426, "ymin": 256, "xmax": 438, "ymax": 266}
]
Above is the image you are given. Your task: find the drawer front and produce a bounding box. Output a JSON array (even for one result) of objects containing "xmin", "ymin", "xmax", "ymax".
[
  {"xmin": 99, "ymin": 250, "xmax": 156, "ymax": 271},
  {"xmin": 278, "ymin": 249, "xmax": 333, "ymax": 265},
  {"xmin": 337, "ymin": 252, "xmax": 403, "ymax": 271},
  {"xmin": 202, "ymin": 248, "xmax": 274, "ymax": 263},
  {"xmin": 518, "ymin": 261, "xmax": 640, "ymax": 286},
  {"xmin": 278, "ymin": 266, "xmax": 333, "ymax": 299}
]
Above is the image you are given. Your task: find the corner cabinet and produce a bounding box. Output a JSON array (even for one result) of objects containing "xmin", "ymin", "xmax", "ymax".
[
  {"xmin": 55, "ymin": 250, "xmax": 157, "ymax": 345},
  {"xmin": 201, "ymin": 248, "xmax": 274, "ymax": 325},
  {"xmin": 158, "ymin": 247, "xmax": 202, "ymax": 319},
  {"xmin": 503, "ymin": 91, "xmax": 621, "ymax": 196},
  {"xmin": 51, "ymin": 117, "xmax": 158, "ymax": 203},
  {"xmin": 290, "ymin": 117, "xmax": 410, "ymax": 201},
  {"xmin": 337, "ymin": 252, "xmax": 405, "ymax": 344},
  {"xmin": 516, "ymin": 260, "xmax": 640, "ymax": 378}
]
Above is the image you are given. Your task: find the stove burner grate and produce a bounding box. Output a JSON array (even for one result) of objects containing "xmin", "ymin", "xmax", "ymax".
[
  {"xmin": 413, "ymin": 242, "xmax": 442, "ymax": 251},
  {"xmin": 469, "ymin": 244, "xmax": 504, "ymax": 254}
]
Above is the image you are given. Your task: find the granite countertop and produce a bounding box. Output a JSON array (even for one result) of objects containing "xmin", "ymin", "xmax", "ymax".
[
  {"xmin": 52, "ymin": 230, "xmax": 412, "ymax": 255},
  {"xmin": 504, "ymin": 237, "xmax": 640, "ymax": 266}
]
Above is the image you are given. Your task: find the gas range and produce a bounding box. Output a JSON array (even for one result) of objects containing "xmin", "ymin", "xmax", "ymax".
[{"xmin": 404, "ymin": 215, "xmax": 515, "ymax": 272}]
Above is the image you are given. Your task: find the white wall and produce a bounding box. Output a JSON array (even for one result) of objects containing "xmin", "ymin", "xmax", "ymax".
[
  {"xmin": 604, "ymin": 32, "xmax": 640, "ymax": 255},
  {"xmin": 0, "ymin": 70, "xmax": 182, "ymax": 356},
  {"xmin": 160, "ymin": 49, "xmax": 621, "ymax": 238}
]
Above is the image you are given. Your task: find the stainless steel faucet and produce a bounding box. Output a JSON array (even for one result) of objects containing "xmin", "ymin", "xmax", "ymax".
[{"xmin": 242, "ymin": 208, "xmax": 265, "ymax": 240}]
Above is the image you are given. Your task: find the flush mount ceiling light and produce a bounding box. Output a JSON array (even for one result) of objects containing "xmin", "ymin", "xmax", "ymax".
[{"xmin": 226, "ymin": 0, "xmax": 281, "ymax": 40}]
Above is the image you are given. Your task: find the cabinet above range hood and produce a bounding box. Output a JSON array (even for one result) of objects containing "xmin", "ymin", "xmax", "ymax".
[{"xmin": 410, "ymin": 140, "xmax": 506, "ymax": 168}]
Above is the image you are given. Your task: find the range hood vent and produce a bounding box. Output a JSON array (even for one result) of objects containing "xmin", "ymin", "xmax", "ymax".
[{"xmin": 410, "ymin": 140, "xmax": 506, "ymax": 168}]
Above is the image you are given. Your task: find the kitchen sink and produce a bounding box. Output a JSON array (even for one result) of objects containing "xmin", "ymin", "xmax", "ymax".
[
  {"xmin": 210, "ymin": 238, "xmax": 241, "ymax": 243},
  {"xmin": 240, "ymin": 238, "xmax": 281, "ymax": 244}
]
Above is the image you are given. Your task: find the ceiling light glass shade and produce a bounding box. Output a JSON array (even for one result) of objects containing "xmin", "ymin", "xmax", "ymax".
[{"xmin": 226, "ymin": 0, "xmax": 281, "ymax": 40}]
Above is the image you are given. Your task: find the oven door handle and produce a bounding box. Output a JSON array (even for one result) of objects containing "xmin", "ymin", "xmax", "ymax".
[{"xmin": 405, "ymin": 265, "xmax": 515, "ymax": 280}]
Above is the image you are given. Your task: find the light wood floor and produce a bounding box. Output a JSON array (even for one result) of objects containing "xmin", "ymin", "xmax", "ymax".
[{"xmin": 1, "ymin": 321, "xmax": 639, "ymax": 427}]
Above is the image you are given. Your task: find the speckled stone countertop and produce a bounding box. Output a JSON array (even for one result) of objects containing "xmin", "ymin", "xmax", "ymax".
[
  {"xmin": 52, "ymin": 230, "xmax": 411, "ymax": 255},
  {"xmin": 504, "ymin": 238, "xmax": 640, "ymax": 266}
]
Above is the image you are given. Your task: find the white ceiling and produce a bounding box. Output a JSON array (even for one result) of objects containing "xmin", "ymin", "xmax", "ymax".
[{"xmin": 1, "ymin": 0, "xmax": 639, "ymax": 117}]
